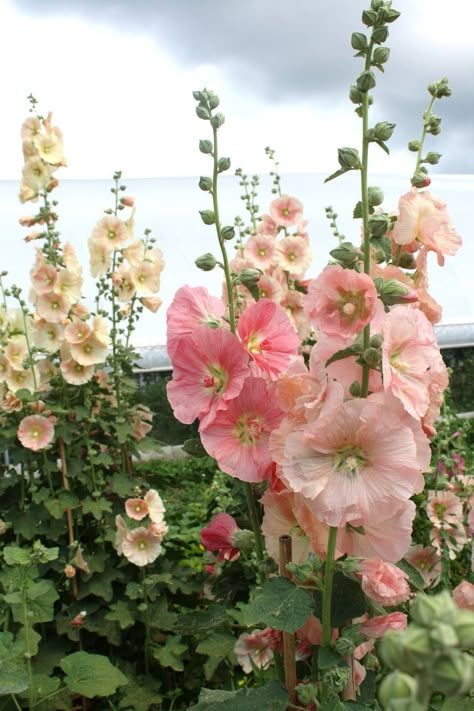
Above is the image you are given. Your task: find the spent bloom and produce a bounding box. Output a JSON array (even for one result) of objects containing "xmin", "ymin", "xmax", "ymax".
[{"xmin": 234, "ymin": 627, "xmax": 281, "ymax": 674}]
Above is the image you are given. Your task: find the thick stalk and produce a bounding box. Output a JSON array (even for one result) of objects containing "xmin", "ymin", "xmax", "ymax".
[
  {"xmin": 58, "ymin": 438, "xmax": 78, "ymax": 598},
  {"xmin": 279, "ymin": 535, "xmax": 297, "ymax": 708},
  {"xmin": 244, "ymin": 482, "xmax": 265, "ymax": 585},
  {"xmin": 321, "ymin": 526, "xmax": 338, "ymax": 647},
  {"xmin": 415, "ymin": 95, "xmax": 436, "ymax": 172}
]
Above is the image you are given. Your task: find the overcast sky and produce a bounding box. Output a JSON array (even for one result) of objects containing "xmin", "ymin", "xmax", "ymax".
[{"xmin": 1, "ymin": 0, "xmax": 473, "ymax": 178}]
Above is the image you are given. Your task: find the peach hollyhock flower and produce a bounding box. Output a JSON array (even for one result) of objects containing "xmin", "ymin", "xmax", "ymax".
[
  {"xmin": 22, "ymin": 157, "xmax": 52, "ymax": 192},
  {"xmin": 199, "ymin": 377, "xmax": 284, "ymax": 483},
  {"xmin": 4, "ymin": 336, "xmax": 28, "ymax": 370},
  {"xmin": 391, "ymin": 188, "xmax": 461, "ymax": 266},
  {"xmin": 115, "ymin": 514, "xmax": 129, "ymax": 555},
  {"xmin": 70, "ymin": 332, "xmax": 108, "ymax": 367},
  {"xmin": 130, "ymin": 260, "xmax": 161, "ymax": 296},
  {"xmin": 430, "ymin": 522, "xmax": 468, "ymax": 560},
  {"xmin": 21, "ymin": 116, "xmax": 41, "ymax": 141},
  {"xmin": 89, "ymin": 215, "xmax": 130, "ymax": 251},
  {"xmin": 5, "ymin": 366, "xmax": 37, "ymax": 394},
  {"xmin": 237, "ymin": 299, "xmax": 299, "ymax": 381},
  {"xmin": 200, "ymin": 512, "xmax": 241, "ymax": 562},
  {"xmin": 32, "ymin": 319, "xmax": 64, "ymax": 353},
  {"xmin": 35, "ymin": 291, "xmax": 70, "ymax": 323},
  {"xmin": 452, "ymin": 581, "xmax": 474, "ymax": 611},
  {"xmin": 53, "ymin": 268, "xmax": 83, "ymax": 307},
  {"xmin": 132, "ymin": 405, "xmax": 153, "ymax": 441},
  {"xmin": 166, "ymin": 285, "xmax": 226, "ymax": 360},
  {"xmin": 360, "ymin": 612, "xmax": 408, "ymax": 639},
  {"xmin": 412, "ymin": 247, "xmax": 442, "ymax": 325},
  {"xmin": 34, "ymin": 130, "xmax": 64, "ymax": 165},
  {"xmin": 404, "ymin": 544, "xmax": 441, "ymax": 587},
  {"xmin": 60, "ymin": 357, "xmax": 95, "ymax": 385},
  {"xmin": 167, "ymin": 325, "xmax": 249, "ymax": 428},
  {"xmin": 276, "ymin": 235, "xmax": 312, "ymax": 278},
  {"xmin": 244, "ymin": 234, "xmax": 279, "ymax": 269},
  {"xmin": 122, "ymin": 239, "xmax": 145, "ymax": 267},
  {"xmin": 382, "ymin": 305, "xmax": 447, "ymax": 420},
  {"xmin": 125, "ymin": 498, "xmax": 149, "ymax": 521},
  {"xmin": 269, "ymin": 195, "xmax": 303, "ymax": 227},
  {"xmin": 91, "ymin": 315, "xmax": 109, "ymax": 346},
  {"xmin": 358, "ymin": 558, "xmax": 411, "ymax": 607},
  {"xmin": 426, "ymin": 489, "xmax": 464, "ymax": 529},
  {"xmin": 256, "ymin": 274, "xmax": 285, "ymax": 303},
  {"xmin": 121, "ymin": 525, "xmax": 165, "ymax": 567},
  {"xmin": 64, "ymin": 318, "xmax": 91, "ymax": 345},
  {"xmin": 17, "ymin": 414, "xmax": 54, "ymax": 451},
  {"xmin": 257, "ymin": 213, "xmax": 278, "ymax": 237},
  {"xmin": 282, "ymin": 398, "xmax": 425, "ymax": 528},
  {"xmin": 111, "ymin": 262, "xmax": 136, "ymax": 303},
  {"xmin": 234, "ymin": 628, "xmax": 281, "ymax": 674},
  {"xmin": 62, "ymin": 242, "xmax": 82, "ymax": 275},
  {"xmin": 144, "ymin": 489, "xmax": 166, "ymax": 523},
  {"xmin": 141, "ymin": 296, "xmax": 162, "ymax": 313},
  {"xmin": 304, "ymin": 264, "xmax": 378, "ymax": 337},
  {"xmin": 88, "ymin": 238, "xmax": 112, "ymax": 278},
  {"xmin": 0, "ymin": 355, "xmax": 10, "ymax": 382},
  {"xmin": 30, "ymin": 250, "xmax": 58, "ymax": 293}
]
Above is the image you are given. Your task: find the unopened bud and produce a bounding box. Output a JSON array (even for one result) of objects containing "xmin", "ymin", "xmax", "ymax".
[
  {"xmin": 397, "ymin": 252, "xmax": 416, "ymax": 269},
  {"xmin": 338, "ymin": 147, "xmax": 361, "ymax": 170},
  {"xmin": 196, "ymin": 105, "xmax": 210, "ymax": 120},
  {"xmin": 356, "ymin": 69, "xmax": 376, "ymax": 93},
  {"xmin": 295, "ymin": 682, "xmax": 318, "ymax": 706},
  {"xmin": 374, "ymin": 121, "xmax": 396, "ymax": 141},
  {"xmin": 368, "ymin": 213, "xmax": 390, "ymax": 237},
  {"xmin": 349, "ymin": 84, "xmax": 364, "ymax": 104},
  {"xmin": 221, "ymin": 225, "xmax": 235, "ymax": 241},
  {"xmin": 370, "ymin": 334, "xmax": 383, "ymax": 348},
  {"xmin": 199, "ymin": 210, "xmax": 216, "ymax": 225},
  {"xmin": 330, "ymin": 241, "xmax": 361, "ymax": 267},
  {"xmin": 322, "ymin": 665, "xmax": 350, "ymax": 693},
  {"xmin": 372, "ymin": 25, "xmax": 389, "ymax": 44},
  {"xmin": 363, "ymin": 347, "xmax": 381, "ymax": 367},
  {"xmin": 335, "ymin": 636, "xmax": 356, "ymax": 656},
  {"xmin": 351, "ymin": 32, "xmax": 368, "ymax": 51},
  {"xmin": 379, "ymin": 278, "xmax": 418, "ymax": 306},
  {"xmin": 231, "ymin": 529, "xmax": 254, "ymax": 551},
  {"xmin": 199, "ymin": 139, "xmax": 213, "ymax": 154},
  {"xmin": 217, "ymin": 157, "xmax": 231, "ymax": 173},
  {"xmin": 368, "ymin": 185, "xmax": 384, "ymax": 206},
  {"xmin": 454, "ymin": 609, "xmax": 474, "ymax": 650},
  {"xmin": 378, "ymin": 671, "xmax": 419, "ymax": 710},
  {"xmin": 424, "ymin": 151, "xmax": 441, "ymax": 165},
  {"xmin": 373, "ymin": 46, "xmax": 390, "ymax": 64},
  {"xmin": 431, "ymin": 651, "xmax": 474, "ymax": 696},
  {"xmin": 207, "ymin": 92, "xmax": 220, "ymax": 109},
  {"xmin": 430, "ymin": 622, "xmax": 459, "ymax": 651},
  {"xmin": 408, "ymin": 140, "xmax": 421, "ymax": 152},
  {"xmin": 411, "ymin": 171, "xmax": 431, "ymax": 188},
  {"xmin": 239, "ymin": 268, "xmax": 261, "ymax": 287},
  {"xmin": 428, "ymin": 114, "xmax": 442, "ymax": 130},
  {"xmin": 195, "ymin": 253, "xmax": 217, "ymax": 271},
  {"xmin": 349, "ymin": 380, "xmax": 361, "ymax": 397},
  {"xmin": 210, "ymin": 113, "xmax": 225, "ymax": 129},
  {"xmin": 362, "ymin": 9, "xmax": 377, "ymax": 26},
  {"xmin": 198, "ymin": 176, "xmax": 213, "ymax": 192},
  {"xmin": 411, "ymin": 591, "xmax": 457, "ymax": 628}
]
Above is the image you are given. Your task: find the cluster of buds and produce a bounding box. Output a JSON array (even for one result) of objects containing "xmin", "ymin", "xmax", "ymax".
[{"xmin": 379, "ymin": 591, "xmax": 474, "ymax": 709}]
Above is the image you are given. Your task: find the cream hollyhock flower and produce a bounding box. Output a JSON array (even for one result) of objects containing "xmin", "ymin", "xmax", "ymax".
[
  {"xmin": 121, "ymin": 525, "xmax": 166, "ymax": 567},
  {"xmin": 64, "ymin": 318, "xmax": 91, "ymax": 345},
  {"xmin": 122, "ymin": 239, "xmax": 145, "ymax": 267},
  {"xmin": 70, "ymin": 332, "xmax": 108, "ymax": 366},
  {"xmin": 111, "ymin": 262, "xmax": 136, "ymax": 303},
  {"xmin": 141, "ymin": 296, "xmax": 162, "ymax": 313},
  {"xmin": 21, "ymin": 116, "xmax": 41, "ymax": 141},
  {"xmin": 144, "ymin": 490, "xmax": 166, "ymax": 523},
  {"xmin": 35, "ymin": 291, "xmax": 70, "ymax": 323},
  {"xmin": 22, "ymin": 157, "xmax": 52, "ymax": 192},
  {"xmin": 4, "ymin": 335, "xmax": 28, "ymax": 371},
  {"xmin": 17, "ymin": 414, "xmax": 54, "ymax": 451},
  {"xmin": 53, "ymin": 268, "xmax": 83, "ymax": 307},
  {"xmin": 88, "ymin": 238, "xmax": 112, "ymax": 278},
  {"xmin": 60, "ymin": 358, "xmax": 95, "ymax": 385},
  {"xmin": 130, "ymin": 261, "xmax": 161, "ymax": 296},
  {"xmin": 34, "ymin": 131, "xmax": 64, "ymax": 165},
  {"xmin": 5, "ymin": 366, "xmax": 37, "ymax": 394},
  {"xmin": 89, "ymin": 215, "xmax": 130, "ymax": 251},
  {"xmin": 0, "ymin": 355, "xmax": 10, "ymax": 383}
]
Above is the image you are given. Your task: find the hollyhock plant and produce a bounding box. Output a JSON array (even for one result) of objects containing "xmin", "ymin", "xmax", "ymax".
[
  {"xmin": 404, "ymin": 544, "xmax": 442, "ymax": 587},
  {"xmin": 360, "ymin": 612, "xmax": 408, "ymax": 639}
]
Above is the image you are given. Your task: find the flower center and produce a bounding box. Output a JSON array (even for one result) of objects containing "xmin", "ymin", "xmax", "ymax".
[
  {"xmin": 234, "ymin": 414, "xmax": 264, "ymax": 446},
  {"xmin": 334, "ymin": 445, "xmax": 366, "ymax": 477}
]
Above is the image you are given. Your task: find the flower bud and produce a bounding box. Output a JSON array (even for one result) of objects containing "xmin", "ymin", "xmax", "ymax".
[
  {"xmin": 411, "ymin": 591, "xmax": 457, "ymax": 628},
  {"xmin": 335, "ymin": 636, "xmax": 356, "ymax": 656},
  {"xmin": 295, "ymin": 682, "xmax": 318, "ymax": 706},
  {"xmin": 374, "ymin": 121, "xmax": 396, "ymax": 141},
  {"xmin": 454, "ymin": 609, "xmax": 474, "ymax": 650},
  {"xmin": 330, "ymin": 241, "xmax": 361, "ymax": 267},
  {"xmin": 430, "ymin": 622, "xmax": 459, "ymax": 652},
  {"xmin": 411, "ymin": 172, "xmax": 431, "ymax": 188},
  {"xmin": 370, "ymin": 334, "xmax": 383, "ymax": 348},
  {"xmin": 207, "ymin": 91, "xmax": 220, "ymax": 109},
  {"xmin": 338, "ymin": 147, "xmax": 361, "ymax": 170},
  {"xmin": 368, "ymin": 213, "xmax": 390, "ymax": 237},
  {"xmin": 193, "ymin": 90, "xmax": 207, "ymax": 102},
  {"xmin": 362, "ymin": 9, "xmax": 377, "ymax": 26},
  {"xmin": 199, "ymin": 139, "xmax": 213, "ymax": 154},
  {"xmin": 210, "ymin": 113, "xmax": 225, "ymax": 129},
  {"xmin": 378, "ymin": 278, "xmax": 418, "ymax": 306},
  {"xmin": 198, "ymin": 176, "xmax": 213, "ymax": 192},
  {"xmin": 196, "ymin": 105, "xmax": 210, "ymax": 120},
  {"xmin": 363, "ymin": 347, "xmax": 381, "ymax": 367},
  {"xmin": 217, "ymin": 157, "xmax": 231, "ymax": 173},
  {"xmin": 195, "ymin": 253, "xmax": 217, "ymax": 271},
  {"xmin": 356, "ymin": 69, "xmax": 376, "ymax": 93},
  {"xmin": 431, "ymin": 651, "xmax": 474, "ymax": 696},
  {"xmin": 408, "ymin": 140, "xmax": 421, "ymax": 152},
  {"xmin": 378, "ymin": 671, "xmax": 419, "ymax": 709},
  {"xmin": 349, "ymin": 380, "xmax": 361, "ymax": 397},
  {"xmin": 373, "ymin": 46, "xmax": 390, "ymax": 64},
  {"xmin": 372, "ymin": 25, "xmax": 389, "ymax": 44},
  {"xmin": 349, "ymin": 84, "xmax": 364, "ymax": 104},
  {"xmin": 221, "ymin": 225, "xmax": 235, "ymax": 241},
  {"xmin": 397, "ymin": 252, "xmax": 416, "ymax": 269},
  {"xmin": 199, "ymin": 210, "xmax": 216, "ymax": 225},
  {"xmin": 428, "ymin": 114, "xmax": 442, "ymax": 130},
  {"xmin": 231, "ymin": 529, "xmax": 254, "ymax": 551},
  {"xmin": 424, "ymin": 151, "xmax": 442, "ymax": 165},
  {"xmin": 239, "ymin": 268, "xmax": 261, "ymax": 287},
  {"xmin": 368, "ymin": 185, "xmax": 384, "ymax": 206},
  {"xmin": 322, "ymin": 665, "xmax": 350, "ymax": 693},
  {"xmin": 351, "ymin": 32, "xmax": 368, "ymax": 51}
]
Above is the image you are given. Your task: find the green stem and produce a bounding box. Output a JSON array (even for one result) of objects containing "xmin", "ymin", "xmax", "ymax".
[
  {"xmin": 142, "ymin": 569, "xmax": 151, "ymax": 674},
  {"xmin": 244, "ymin": 482, "xmax": 265, "ymax": 584},
  {"xmin": 322, "ymin": 526, "xmax": 338, "ymax": 647},
  {"xmin": 415, "ymin": 95, "xmax": 436, "ymax": 172},
  {"xmin": 10, "ymin": 696, "xmax": 22, "ymax": 711},
  {"xmin": 22, "ymin": 585, "xmax": 34, "ymax": 711}
]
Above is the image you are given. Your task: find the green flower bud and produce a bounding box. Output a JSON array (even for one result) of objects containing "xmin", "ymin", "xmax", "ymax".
[
  {"xmin": 374, "ymin": 121, "xmax": 396, "ymax": 141},
  {"xmin": 217, "ymin": 156, "xmax": 231, "ymax": 173},
  {"xmin": 231, "ymin": 529, "xmax": 254, "ymax": 550},
  {"xmin": 198, "ymin": 176, "xmax": 213, "ymax": 192},
  {"xmin": 379, "ymin": 278, "xmax": 418, "ymax": 306},
  {"xmin": 192, "ymin": 90, "xmax": 206, "ymax": 102},
  {"xmin": 363, "ymin": 347, "xmax": 381, "ymax": 367},
  {"xmin": 411, "ymin": 171, "xmax": 431, "ymax": 188},
  {"xmin": 372, "ymin": 25, "xmax": 389, "ymax": 44},
  {"xmin": 384, "ymin": 7, "xmax": 401, "ymax": 22},
  {"xmin": 429, "ymin": 125, "xmax": 441, "ymax": 136},
  {"xmin": 349, "ymin": 380, "xmax": 361, "ymax": 397},
  {"xmin": 424, "ymin": 151, "xmax": 442, "ymax": 165},
  {"xmin": 195, "ymin": 105, "xmax": 210, "ymax": 120},
  {"xmin": 207, "ymin": 91, "xmax": 220, "ymax": 109},
  {"xmin": 330, "ymin": 241, "xmax": 361, "ymax": 266},
  {"xmin": 370, "ymin": 0, "xmax": 384, "ymax": 10},
  {"xmin": 356, "ymin": 69, "xmax": 377, "ymax": 93},
  {"xmin": 195, "ymin": 253, "xmax": 217, "ymax": 271},
  {"xmin": 397, "ymin": 252, "xmax": 416, "ymax": 269},
  {"xmin": 373, "ymin": 46, "xmax": 390, "ymax": 64},
  {"xmin": 239, "ymin": 268, "xmax": 261, "ymax": 287},
  {"xmin": 210, "ymin": 112, "xmax": 225, "ymax": 129},
  {"xmin": 362, "ymin": 9, "xmax": 377, "ymax": 26},
  {"xmin": 349, "ymin": 84, "xmax": 364, "ymax": 104},
  {"xmin": 411, "ymin": 591, "xmax": 458, "ymax": 628},
  {"xmin": 199, "ymin": 210, "xmax": 216, "ymax": 225},
  {"xmin": 368, "ymin": 185, "xmax": 384, "ymax": 206},
  {"xmin": 351, "ymin": 32, "xmax": 368, "ymax": 51},
  {"xmin": 335, "ymin": 636, "xmax": 356, "ymax": 656},
  {"xmin": 322, "ymin": 665, "xmax": 350, "ymax": 693},
  {"xmin": 368, "ymin": 213, "xmax": 390, "ymax": 237},
  {"xmin": 338, "ymin": 147, "xmax": 361, "ymax": 170},
  {"xmin": 454, "ymin": 609, "xmax": 474, "ymax": 650},
  {"xmin": 137, "ymin": 602, "xmax": 148, "ymax": 613},
  {"xmin": 295, "ymin": 682, "xmax": 318, "ymax": 706},
  {"xmin": 428, "ymin": 114, "xmax": 442, "ymax": 130},
  {"xmin": 428, "ymin": 77, "xmax": 452, "ymax": 98},
  {"xmin": 221, "ymin": 225, "xmax": 235, "ymax": 241},
  {"xmin": 199, "ymin": 139, "xmax": 213, "ymax": 154},
  {"xmin": 370, "ymin": 334, "xmax": 383, "ymax": 348},
  {"xmin": 379, "ymin": 671, "xmax": 419, "ymax": 709},
  {"xmin": 408, "ymin": 140, "xmax": 421, "ymax": 152},
  {"xmin": 431, "ymin": 651, "xmax": 474, "ymax": 696},
  {"xmin": 430, "ymin": 622, "xmax": 459, "ymax": 651}
]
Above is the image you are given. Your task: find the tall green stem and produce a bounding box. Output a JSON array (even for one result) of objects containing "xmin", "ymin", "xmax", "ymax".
[
  {"xmin": 244, "ymin": 483, "xmax": 265, "ymax": 585},
  {"xmin": 414, "ymin": 95, "xmax": 436, "ymax": 172},
  {"xmin": 321, "ymin": 526, "xmax": 338, "ymax": 647}
]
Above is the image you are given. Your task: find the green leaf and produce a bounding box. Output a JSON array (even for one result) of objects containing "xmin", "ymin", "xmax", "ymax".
[
  {"xmin": 77, "ymin": 568, "xmax": 124, "ymax": 602},
  {"xmin": 117, "ymin": 674, "xmax": 162, "ymax": 711},
  {"xmin": 188, "ymin": 681, "xmax": 288, "ymax": 710},
  {"xmin": 246, "ymin": 577, "xmax": 313, "ymax": 633},
  {"xmin": 440, "ymin": 698, "xmax": 473, "ymax": 711},
  {"xmin": 182, "ymin": 438, "xmax": 209, "ymax": 458},
  {"xmin": 325, "ymin": 344, "xmax": 362, "ymax": 367},
  {"xmin": 7, "ymin": 580, "xmax": 59, "ymax": 624},
  {"xmin": 60, "ymin": 651, "xmax": 128, "ymax": 698},
  {"xmin": 375, "ymin": 139, "xmax": 390, "ymax": 155},
  {"xmin": 105, "ymin": 600, "xmax": 136, "ymax": 630},
  {"xmin": 330, "ymin": 572, "xmax": 368, "ymax": 627},
  {"xmin": 396, "ymin": 558, "xmax": 425, "ymax": 591},
  {"xmin": 176, "ymin": 604, "xmax": 228, "ymax": 632},
  {"xmin": 318, "ymin": 645, "xmax": 343, "ymax": 669},
  {"xmin": 3, "ymin": 546, "xmax": 31, "ymax": 566},
  {"xmin": 44, "ymin": 492, "xmax": 80, "ymax": 519},
  {"xmin": 17, "ymin": 673, "xmax": 60, "ymax": 704},
  {"xmin": 152, "ymin": 635, "xmax": 187, "ymax": 672},
  {"xmin": 82, "ymin": 497, "xmax": 113, "ymax": 520},
  {"xmin": 110, "ymin": 472, "xmax": 137, "ymax": 497},
  {"xmin": 196, "ymin": 631, "xmax": 235, "ymax": 658},
  {"xmin": 0, "ymin": 659, "xmax": 29, "ymax": 694},
  {"xmin": 148, "ymin": 596, "xmax": 177, "ymax": 631},
  {"xmin": 324, "ymin": 167, "xmax": 349, "ymax": 184}
]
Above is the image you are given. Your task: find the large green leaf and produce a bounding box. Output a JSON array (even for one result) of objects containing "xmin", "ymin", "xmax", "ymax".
[
  {"xmin": 188, "ymin": 681, "xmax": 288, "ymax": 710},
  {"xmin": 117, "ymin": 674, "xmax": 162, "ymax": 711},
  {"xmin": 246, "ymin": 577, "xmax": 313, "ymax": 633},
  {"xmin": 6, "ymin": 580, "xmax": 59, "ymax": 624},
  {"xmin": 314, "ymin": 572, "xmax": 368, "ymax": 628},
  {"xmin": 60, "ymin": 651, "xmax": 128, "ymax": 698},
  {"xmin": 0, "ymin": 659, "xmax": 29, "ymax": 694},
  {"xmin": 396, "ymin": 558, "xmax": 425, "ymax": 591},
  {"xmin": 176, "ymin": 604, "xmax": 228, "ymax": 632},
  {"xmin": 153, "ymin": 635, "xmax": 187, "ymax": 672}
]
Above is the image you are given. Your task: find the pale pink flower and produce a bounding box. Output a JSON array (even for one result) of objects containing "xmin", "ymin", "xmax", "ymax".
[
  {"xmin": 69, "ymin": 332, "xmax": 108, "ymax": 366},
  {"xmin": 296, "ymin": 615, "xmax": 339, "ymax": 647},
  {"xmin": 0, "ymin": 355, "xmax": 10, "ymax": 383},
  {"xmin": 237, "ymin": 299, "xmax": 299, "ymax": 380},
  {"xmin": 132, "ymin": 405, "xmax": 153, "ymax": 441},
  {"xmin": 244, "ymin": 233, "xmax": 279, "ymax": 269},
  {"xmin": 35, "ymin": 291, "xmax": 70, "ymax": 323},
  {"xmin": 234, "ymin": 628, "xmax": 281, "ymax": 674},
  {"xmin": 426, "ymin": 490, "xmax": 464, "ymax": 529},
  {"xmin": 21, "ymin": 116, "xmax": 41, "ymax": 141},
  {"xmin": 199, "ymin": 377, "xmax": 283, "ymax": 483},
  {"xmin": 452, "ymin": 581, "xmax": 474, "ymax": 611},
  {"xmin": 141, "ymin": 296, "xmax": 162, "ymax": 313},
  {"xmin": 129, "ymin": 260, "xmax": 162, "ymax": 296},
  {"xmin": 404, "ymin": 544, "xmax": 441, "ymax": 587},
  {"xmin": 412, "ymin": 247, "xmax": 443, "ymax": 325},
  {"xmin": 392, "ymin": 188, "xmax": 461, "ymax": 266},
  {"xmin": 359, "ymin": 558, "xmax": 411, "ymax": 607},
  {"xmin": 60, "ymin": 358, "xmax": 95, "ymax": 385},
  {"xmin": 257, "ymin": 213, "xmax": 278, "ymax": 237},
  {"xmin": 256, "ymin": 274, "xmax": 285, "ymax": 303},
  {"xmin": 88, "ymin": 238, "xmax": 112, "ymax": 278},
  {"xmin": 270, "ymin": 195, "xmax": 303, "ymax": 227},
  {"xmin": 64, "ymin": 319, "xmax": 91, "ymax": 345},
  {"xmin": 382, "ymin": 305, "xmax": 447, "ymax": 420},
  {"xmin": 4, "ymin": 336, "xmax": 28, "ymax": 370},
  {"xmin": 32, "ymin": 319, "xmax": 64, "ymax": 353},
  {"xmin": 91, "ymin": 315, "xmax": 109, "ymax": 345},
  {"xmin": 430, "ymin": 523, "xmax": 468, "ymax": 560},
  {"xmin": 5, "ymin": 366, "xmax": 37, "ymax": 394},
  {"xmin": 122, "ymin": 239, "xmax": 146, "ymax": 267},
  {"xmin": 17, "ymin": 414, "xmax": 54, "ymax": 451},
  {"xmin": 200, "ymin": 512, "xmax": 241, "ymax": 562},
  {"xmin": 282, "ymin": 398, "xmax": 424, "ymax": 527},
  {"xmin": 144, "ymin": 489, "xmax": 166, "ymax": 523},
  {"xmin": 53, "ymin": 267, "xmax": 83, "ymax": 307},
  {"xmin": 304, "ymin": 264, "xmax": 378, "ymax": 337},
  {"xmin": 166, "ymin": 325, "xmax": 249, "ymax": 427},
  {"xmin": 89, "ymin": 215, "xmax": 130, "ymax": 251},
  {"xmin": 62, "ymin": 242, "xmax": 82, "ymax": 275},
  {"xmin": 121, "ymin": 525, "xmax": 165, "ymax": 567},
  {"xmin": 166, "ymin": 285, "xmax": 226, "ymax": 360},
  {"xmin": 125, "ymin": 498, "xmax": 149, "ymax": 521},
  {"xmin": 30, "ymin": 250, "xmax": 58, "ymax": 293},
  {"xmin": 276, "ymin": 235, "xmax": 312, "ymax": 277},
  {"xmin": 115, "ymin": 515, "xmax": 129, "ymax": 555},
  {"xmin": 111, "ymin": 262, "xmax": 136, "ymax": 303},
  {"xmin": 360, "ymin": 612, "xmax": 408, "ymax": 639}
]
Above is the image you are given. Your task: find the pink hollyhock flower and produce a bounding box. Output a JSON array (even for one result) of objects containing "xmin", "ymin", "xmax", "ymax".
[
  {"xmin": 234, "ymin": 627, "xmax": 281, "ymax": 673},
  {"xmin": 256, "ymin": 273, "xmax": 285, "ymax": 303},
  {"xmin": 199, "ymin": 377, "xmax": 283, "ymax": 483},
  {"xmin": 453, "ymin": 581, "xmax": 474, "ymax": 611},
  {"xmin": 269, "ymin": 195, "xmax": 303, "ymax": 227},
  {"xmin": 391, "ymin": 188, "xmax": 461, "ymax": 266},
  {"xmin": 89, "ymin": 215, "xmax": 130, "ymax": 251},
  {"xmin": 296, "ymin": 615, "xmax": 338, "ymax": 646},
  {"xmin": 282, "ymin": 398, "xmax": 424, "ymax": 527},
  {"xmin": 125, "ymin": 498, "xmax": 149, "ymax": 521},
  {"xmin": 426, "ymin": 489, "xmax": 464, "ymax": 529},
  {"xmin": 360, "ymin": 612, "xmax": 407, "ymax": 639},
  {"xmin": 412, "ymin": 247, "xmax": 443, "ymax": 325},
  {"xmin": 17, "ymin": 414, "xmax": 54, "ymax": 451},
  {"xmin": 237, "ymin": 299, "xmax": 299, "ymax": 380},
  {"xmin": 304, "ymin": 265, "xmax": 378, "ymax": 337},
  {"xmin": 121, "ymin": 524, "xmax": 167, "ymax": 567},
  {"xmin": 167, "ymin": 325, "xmax": 249, "ymax": 428},
  {"xmin": 131, "ymin": 405, "xmax": 153, "ymax": 441},
  {"xmin": 166, "ymin": 285, "xmax": 226, "ymax": 359},
  {"xmin": 382, "ymin": 305, "xmax": 447, "ymax": 420},
  {"xmin": 60, "ymin": 357, "xmax": 95, "ymax": 385},
  {"xmin": 244, "ymin": 233, "xmax": 279, "ymax": 269},
  {"xmin": 141, "ymin": 296, "xmax": 162, "ymax": 313},
  {"xmin": 35, "ymin": 291, "xmax": 70, "ymax": 323},
  {"xmin": 430, "ymin": 523, "xmax": 468, "ymax": 560},
  {"xmin": 144, "ymin": 489, "xmax": 166, "ymax": 523},
  {"xmin": 276, "ymin": 235, "xmax": 312, "ymax": 278},
  {"xmin": 257, "ymin": 213, "xmax": 278, "ymax": 237},
  {"xmin": 359, "ymin": 558, "xmax": 411, "ymax": 607},
  {"xmin": 200, "ymin": 512, "xmax": 241, "ymax": 562},
  {"xmin": 404, "ymin": 544, "xmax": 441, "ymax": 587}
]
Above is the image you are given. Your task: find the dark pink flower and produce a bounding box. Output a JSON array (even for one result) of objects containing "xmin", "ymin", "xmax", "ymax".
[{"xmin": 200, "ymin": 513, "xmax": 241, "ymax": 562}]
